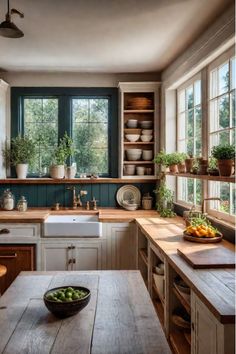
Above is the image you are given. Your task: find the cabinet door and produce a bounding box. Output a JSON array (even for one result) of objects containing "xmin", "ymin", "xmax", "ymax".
[
  {"xmin": 192, "ymin": 292, "xmax": 218, "ymax": 354},
  {"xmin": 73, "ymin": 243, "xmax": 102, "ymax": 271},
  {"xmin": 106, "ymin": 223, "xmax": 136, "ymax": 270},
  {"xmin": 0, "ymin": 245, "xmax": 35, "ymax": 294},
  {"xmin": 41, "ymin": 243, "xmax": 72, "ymax": 271}
]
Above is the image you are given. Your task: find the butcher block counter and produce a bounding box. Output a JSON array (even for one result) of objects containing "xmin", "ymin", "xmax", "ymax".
[
  {"xmin": 0, "ymin": 270, "xmax": 171, "ymax": 354},
  {"xmin": 0, "ymin": 208, "xmax": 158, "ymax": 223}
]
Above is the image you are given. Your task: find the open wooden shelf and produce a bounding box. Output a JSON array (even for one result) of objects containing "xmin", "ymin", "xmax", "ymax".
[
  {"xmin": 139, "ymin": 248, "xmax": 148, "ymax": 267},
  {"xmin": 173, "ymin": 286, "xmax": 191, "ymax": 315},
  {"xmin": 123, "ymin": 161, "xmax": 154, "ymax": 165},
  {"xmin": 166, "ymin": 172, "xmax": 235, "ymax": 183},
  {"xmin": 169, "ymin": 330, "xmax": 191, "ymax": 354},
  {"xmin": 124, "ymin": 109, "xmax": 155, "ymax": 113},
  {"xmin": 153, "ymin": 283, "xmax": 165, "ymax": 307}
]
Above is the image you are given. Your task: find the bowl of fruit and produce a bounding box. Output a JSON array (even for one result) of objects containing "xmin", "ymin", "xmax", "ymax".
[
  {"xmin": 183, "ymin": 216, "xmax": 223, "ymax": 243},
  {"xmin": 44, "ymin": 286, "xmax": 90, "ymax": 318}
]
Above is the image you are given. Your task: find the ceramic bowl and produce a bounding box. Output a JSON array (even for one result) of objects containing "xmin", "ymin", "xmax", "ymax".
[
  {"xmin": 126, "ymin": 119, "xmax": 138, "ymax": 128},
  {"xmin": 43, "ymin": 286, "xmax": 91, "ymax": 318},
  {"xmin": 140, "ymin": 121, "xmax": 153, "ymax": 129},
  {"xmin": 125, "ymin": 134, "xmax": 140, "ymax": 142},
  {"xmin": 136, "ymin": 166, "xmax": 146, "ymax": 175},
  {"xmin": 126, "ymin": 149, "xmax": 142, "ymax": 161},
  {"xmin": 142, "ymin": 150, "xmax": 153, "ymax": 161},
  {"xmin": 123, "ymin": 164, "xmax": 136, "ymax": 175},
  {"xmin": 142, "ymin": 129, "xmax": 153, "ymax": 135},
  {"xmin": 140, "ymin": 135, "xmax": 153, "ymax": 142}
]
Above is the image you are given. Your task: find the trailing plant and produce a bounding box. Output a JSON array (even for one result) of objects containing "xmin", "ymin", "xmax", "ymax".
[
  {"xmin": 154, "ymin": 181, "xmax": 176, "ymax": 218},
  {"xmin": 52, "ymin": 132, "xmax": 75, "ymax": 165},
  {"xmin": 3, "ymin": 135, "xmax": 36, "ymax": 167},
  {"xmin": 211, "ymin": 144, "xmax": 235, "ymax": 160}
]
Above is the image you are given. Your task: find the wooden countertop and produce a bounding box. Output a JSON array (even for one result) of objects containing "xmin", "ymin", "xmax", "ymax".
[
  {"xmin": 136, "ymin": 219, "xmax": 235, "ymax": 324},
  {"xmin": 0, "ymin": 208, "xmax": 159, "ymax": 223},
  {"xmin": 0, "ymin": 271, "xmax": 171, "ymax": 354}
]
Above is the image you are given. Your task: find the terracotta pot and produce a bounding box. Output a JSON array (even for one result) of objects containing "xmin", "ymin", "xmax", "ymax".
[
  {"xmin": 185, "ymin": 158, "xmax": 194, "ymax": 173},
  {"xmin": 177, "ymin": 163, "xmax": 186, "ymax": 173},
  {"xmin": 169, "ymin": 164, "xmax": 178, "ymax": 173},
  {"xmin": 217, "ymin": 159, "xmax": 234, "ymax": 177}
]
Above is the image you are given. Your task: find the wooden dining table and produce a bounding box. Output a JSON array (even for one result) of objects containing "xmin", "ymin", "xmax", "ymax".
[{"xmin": 0, "ymin": 270, "xmax": 170, "ymax": 354}]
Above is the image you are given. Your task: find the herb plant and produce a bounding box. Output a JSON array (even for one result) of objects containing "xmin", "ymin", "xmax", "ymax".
[
  {"xmin": 3, "ymin": 135, "xmax": 36, "ymax": 167},
  {"xmin": 154, "ymin": 181, "xmax": 176, "ymax": 218},
  {"xmin": 52, "ymin": 133, "xmax": 75, "ymax": 165},
  {"xmin": 211, "ymin": 144, "xmax": 235, "ymax": 160}
]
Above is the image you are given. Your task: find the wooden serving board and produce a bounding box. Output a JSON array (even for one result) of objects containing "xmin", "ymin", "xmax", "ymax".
[{"xmin": 177, "ymin": 244, "xmax": 236, "ymax": 269}]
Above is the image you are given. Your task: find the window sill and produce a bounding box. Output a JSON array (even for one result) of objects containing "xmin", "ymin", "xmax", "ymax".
[
  {"xmin": 0, "ymin": 177, "xmax": 158, "ymax": 184},
  {"xmin": 166, "ymin": 172, "xmax": 235, "ymax": 183}
]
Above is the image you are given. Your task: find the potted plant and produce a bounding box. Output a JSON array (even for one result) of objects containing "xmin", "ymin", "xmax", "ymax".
[
  {"xmin": 3, "ymin": 135, "xmax": 36, "ymax": 179},
  {"xmin": 207, "ymin": 156, "xmax": 219, "ymax": 176},
  {"xmin": 166, "ymin": 152, "xmax": 182, "ymax": 173},
  {"xmin": 50, "ymin": 133, "xmax": 75, "ymax": 179},
  {"xmin": 177, "ymin": 153, "xmax": 188, "ymax": 173},
  {"xmin": 153, "ymin": 150, "xmax": 170, "ymax": 172},
  {"xmin": 211, "ymin": 144, "xmax": 235, "ymax": 177},
  {"xmin": 185, "ymin": 154, "xmax": 194, "ymax": 173}
]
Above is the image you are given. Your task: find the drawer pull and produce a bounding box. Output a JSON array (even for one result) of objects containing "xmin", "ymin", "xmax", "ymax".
[
  {"xmin": 0, "ymin": 253, "xmax": 17, "ymax": 259},
  {"xmin": 0, "ymin": 229, "xmax": 10, "ymax": 235}
]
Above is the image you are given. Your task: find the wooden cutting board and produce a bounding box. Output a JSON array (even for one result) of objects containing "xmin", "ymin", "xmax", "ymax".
[{"xmin": 177, "ymin": 244, "xmax": 235, "ymax": 269}]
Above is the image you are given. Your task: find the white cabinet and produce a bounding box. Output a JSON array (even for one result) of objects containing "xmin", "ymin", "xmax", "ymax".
[
  {"xmin": 191, "ymin": 292, "xmax": 235, "ymax": 354},
  {"xmin": 104, "ymin": 223, "xmax": 137, "ymax": 270},
  {"xmin": 41, "ymin": 239, "xmax": 106, "ymax": 271}
]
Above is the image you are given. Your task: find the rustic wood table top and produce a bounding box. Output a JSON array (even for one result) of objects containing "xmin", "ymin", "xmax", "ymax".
[{"xmin": 0, "ymin": 270, "xmax": 171, "ymax": 354}]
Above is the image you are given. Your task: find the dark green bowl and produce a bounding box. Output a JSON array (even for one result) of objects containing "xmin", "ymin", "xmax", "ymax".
[{"xmin": 43, "ymin": 286, "xmax": 91, "ymax": 318}]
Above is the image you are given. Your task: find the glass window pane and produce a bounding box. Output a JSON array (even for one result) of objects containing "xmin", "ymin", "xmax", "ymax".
[
  {"xmin": 195, "ymin": 180, "xmax": 202, "ymax": 206},
  {"xmin": 186, "ymin": 86, "xmax": 194, "ymax": 109},
  {"xmin": 187, "ymin": 179, "xmax": 194, "ymax": 204},
  {"xmin": 210, "ymin": 99, "xmax": 218, "ymax": 132},
  {"xmin": 210, "ymin": 133, "xmax": 219, "ymax": 151},
  {"xmin": 195, "ymin": 136, "xmax": 202, "ymax": 156},
  {"xmin": 219, "ymin": 94, "xmax": 230, "ymax": 129},
  {"xmin": 72, "ymin": 98, "xmax": 109, "ymax": 175},
  {"xmin": 232, "ymin": 185, "xmax": 236, "ymax": 215},
  {"xmin": 194, "ymin": 80, "xmax": 201, "ymax": 105},
  {"xmin": 24, "ymin": 98, "xmax": 58, "ymax": 175},
  {"xmin": 178, "ymin": 112, "xmax": 186, "ymax": 140},
  {"xmin": 231, "ymin": 90, "xmax": 236, "ymax": 127},
  {"xmin": 187, "ymin": 139, "xmax": 194, "ymax": 157},
  {"xmin": 219, "ymin": 130, "xmax": 230, "ymax": 145},
  {"xmin": 231, "ymin": 57, "xmax": 236, "ymax": 90},
  {"xmin": 218, "ymin": 62, "xmax": 229, "ymax": 95},
  {"xmin": 195, "ymin": 106, "xmax": 202, "ymax": 134},
  {"xmin": 187, "ymin": 109, "xmax": 194, "ymax": 138}
]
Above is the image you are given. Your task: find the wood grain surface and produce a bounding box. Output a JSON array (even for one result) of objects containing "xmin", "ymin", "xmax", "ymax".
[{"xmin": 0, "ymin": 271, "xmax": 171, "ymax": 354}]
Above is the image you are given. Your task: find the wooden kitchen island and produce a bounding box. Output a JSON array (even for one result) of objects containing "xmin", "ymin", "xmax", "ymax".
[{"xmin": 0, "ymin": 270, "xmax": 171, "ymax": 354}]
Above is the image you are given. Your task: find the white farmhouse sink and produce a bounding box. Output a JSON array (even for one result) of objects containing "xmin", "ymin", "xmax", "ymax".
[{"xmin": 44, "ymin": 215, "xmax": 102, "ymax": 237}]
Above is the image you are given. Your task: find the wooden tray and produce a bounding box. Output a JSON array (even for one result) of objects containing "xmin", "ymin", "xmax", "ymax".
[{"xmin": 183, "ymin": 231, "xmax": 223, "ymax": 243}]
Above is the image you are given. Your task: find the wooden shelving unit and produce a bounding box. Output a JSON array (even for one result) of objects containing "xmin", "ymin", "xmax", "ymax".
[
  {"xmin": 153, "ymin": 299, "xmax": 165, "ymax": 328},
  {"xmin": 169, "ymin": 330, "xmax": 191, "ymax": 354},
  {"xmin": 166, "ymin": 172, "xmax": 235, "ymax": 183},
  {"xmin": 173, "ymin": 286, "xmax": 191, "ymax": 315},
  {"xmin": 139, "ymin": 248, "xmax": 148, "ymax": 267},
  {"xmin": 118, "ymin": 82, "xmax": 160, "ymax": 179}
]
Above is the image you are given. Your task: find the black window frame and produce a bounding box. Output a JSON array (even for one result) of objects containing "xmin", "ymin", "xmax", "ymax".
[{"xmin": 11, "ymin": 87, "xmax": 118, "ymax": 177}]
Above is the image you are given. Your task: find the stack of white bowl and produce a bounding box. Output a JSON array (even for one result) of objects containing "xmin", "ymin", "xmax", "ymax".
[
  {"xmin": 125, "ymin": 134, "xmax": 140, "ymax": 142},
  {"xmin": 126, "ymin": 119, "xmax": 138, "ymax": 128},
  {"xmin": 126, "ymin": 149, "xmax": 142, "ymax": 161},
  {"xmin": 141, "ymin": 129, "xmax": 153, "ymax": 142},
  {"xmin": 142, "ymin": 150, "xmax": 153, "ymax": 161},
  {"xmin": 123, "ymin": 164, "xmax": 135, "ymax": 175}
]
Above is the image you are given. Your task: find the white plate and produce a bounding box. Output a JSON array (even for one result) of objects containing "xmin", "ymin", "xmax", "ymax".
[{"xmin": 116, "ymin": 185, "xmax": 141, "ymax": 206}]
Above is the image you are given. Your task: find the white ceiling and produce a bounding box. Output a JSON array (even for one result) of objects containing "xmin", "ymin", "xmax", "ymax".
[{"xmin": 0, "ymin": 0, "xmax": 233, "ymax": 73}]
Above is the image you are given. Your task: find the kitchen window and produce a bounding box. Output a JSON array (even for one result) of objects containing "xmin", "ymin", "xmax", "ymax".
[
  {"xmin": 208, "ymin": 48, "xmax": 236, "ymax": 222},
  {"xmin": 176, "ymin": 74, "xmax": 203, "ymax": 207},
  {"xmin": 11, "ymin": 87, "xmax": 118, "ymax": 177}
]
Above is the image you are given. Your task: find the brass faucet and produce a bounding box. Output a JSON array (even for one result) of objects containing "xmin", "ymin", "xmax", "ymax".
[
  {"xmin": 67, "ymin": 186, "xmax": 87, "ymax": 209},
  {"xmin": 201, "ymin": 197, "xmax": 221, "ymax": 215}
]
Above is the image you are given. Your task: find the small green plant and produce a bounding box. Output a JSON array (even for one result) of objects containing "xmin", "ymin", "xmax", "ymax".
[
  {"xmin": 211, "ymin": 144, "xmax": 235, "ymax": 160},
  {"xmin": 154, "ymin": 181, "xmax": 176, "ymax": 218},
  {"xmin": 208, "ymin": 156, "xmax": 217, "ymax": 170},
  {"xmin": 166, "ymin": 152, "xmax": 183, "ymax": 166},
  {"xmin": 52, "ymin": 133, "xmax": 75, "ymax": 165},
  {"xmin": 177, "ymin": 152, "xmax": 188, "ymax": 164},
  {"xmin": 153, "ymin": 150, "xmax": 169, "ymax": 166},
  {"xmin": 3, "ymin": 135, "xmax": 36, "ymax": 167}
]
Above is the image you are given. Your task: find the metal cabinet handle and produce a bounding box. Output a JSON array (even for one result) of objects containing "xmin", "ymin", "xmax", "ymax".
[
  {"xmin": 0, "ymin": 229, "xmax": 10, "ymax": 235},
  {"xmin": 0, "ymin": 253, "xmax": 17, "ymax": 259}
]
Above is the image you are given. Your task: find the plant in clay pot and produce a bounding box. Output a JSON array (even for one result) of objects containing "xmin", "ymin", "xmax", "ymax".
[
  {"xmin": 166, "ymin": 152, "xmax": 182, "ymax": 173},
  {"xmin": 50, "ymin": 133, "xmax": 75, "ymax": 179},
  {"xmin": 207, "ymin": 157, "xmax": 219, "ymax": 176},
  {"xmin": 211, "ymin": 144, "xmax": 235, "ymax": 177},
  {"xmin": 177, "ymin": 153, "xmax": 188, "ymax": 173},
  {"xmin": 3, "ymin": 135, "xmax": 36, "ymax": 179},
  {"xmin": 185, "ymin": 154, "xmax": 194, "ymax": 173}
]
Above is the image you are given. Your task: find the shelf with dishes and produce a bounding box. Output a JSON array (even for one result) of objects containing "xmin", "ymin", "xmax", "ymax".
[
  {"xmin": 124, "ymin": 142, "xmax": 154, "ymax": 145},
  {"xmin": 124, "ymin": 109, "xmax": 155, "ymax": 113}
]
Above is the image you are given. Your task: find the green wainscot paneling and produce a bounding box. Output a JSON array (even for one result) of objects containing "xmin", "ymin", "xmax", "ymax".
[{"xmin": 0, "ymin": 183, "xmax": 157, "ymax": 208}]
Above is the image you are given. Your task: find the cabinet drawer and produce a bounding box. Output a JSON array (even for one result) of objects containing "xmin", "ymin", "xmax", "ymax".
[{"xmin": 0, "ymin": 224, "xmax": 40, "ymax": 238}]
